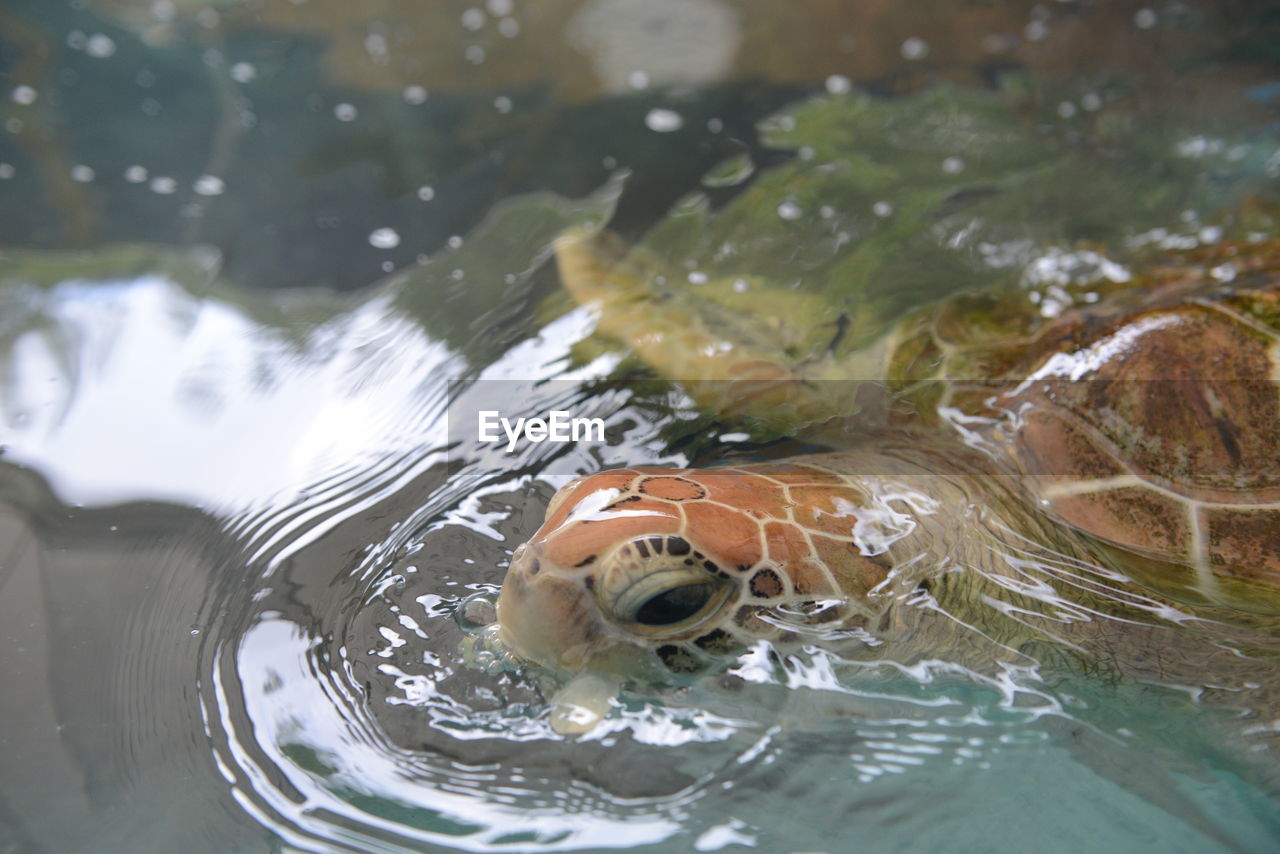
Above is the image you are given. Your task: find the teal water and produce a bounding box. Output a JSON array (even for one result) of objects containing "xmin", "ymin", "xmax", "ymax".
[{"xmin": 2, "ymin": 1, "xmax": 1279, "ymax": 852}]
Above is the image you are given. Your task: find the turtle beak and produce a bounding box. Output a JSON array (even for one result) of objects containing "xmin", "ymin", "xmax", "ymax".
[
  {"xmin": 496, "ymin": 545, "xmax": 595, "ymax": 669},
  {"xmin": 495, "ymin": 545, "xmax": 660, "ymax": 678}
]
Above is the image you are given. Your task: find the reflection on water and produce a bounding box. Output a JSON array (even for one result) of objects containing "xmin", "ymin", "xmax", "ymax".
[{"xmin": 2, "ymin": 0, "xmax": 1280, "ymax": 852}]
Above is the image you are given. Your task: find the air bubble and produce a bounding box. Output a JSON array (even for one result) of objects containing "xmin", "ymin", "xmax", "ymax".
[
  {"xmin": 369, "ymin": 227, "xmax": 400, "ymax": 249},
  {"xmin": 365, "ymin": 33, "xmax": 388, "ymax": 59},
  {"xmin": 230, "ymin": 62, "xmax": 256, "ymax": 83},
  {"xmin": 1199, "ymin": 225, "xmax": 1223, "ymax": 244},
  {"xmin": 70, "ymin": 165, "xmax": 95, "ymax": 182},
  {"xmin": 777, "ymin": 200, "xmax": 802, "ymax": 220},
  {"xmin": 457, "ymin": 593, "xmax": 498, "ymax": 631},
  {"xmin": 645, "ymin": 108, "xmax": 683, "ymax": 132},
  {"xmin": 334, "ymin": 103, "xmax": 358, "ymax": 121},
  {"xmin": 825, "ymin": 74, "xmax": 852, "ymax": 95},
  {"xmin": 86, "ymin": 34, "xmax": 117, "ymax": 58},
  {"xmin": 11, "ymin": 86, "xmax": 36, "ymax": 105},
  {"xmin": 193, "ymin": 175, "xmax": 225, "ymax": 196},
  {"xmin": 403, "ymin": 85, "xmax": 428, "ymax": 104},
  {"xmin": 901, "ymin": 37, "xmax": 928, "ymax": 60}
]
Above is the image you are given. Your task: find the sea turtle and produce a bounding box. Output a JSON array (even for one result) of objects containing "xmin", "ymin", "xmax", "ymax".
[{"xmin": 491, "ymin": 227, "xmax": 1280, "ymax": 750}]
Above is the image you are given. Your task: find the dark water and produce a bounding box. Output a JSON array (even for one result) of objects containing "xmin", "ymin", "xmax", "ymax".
[{"xmin": 2, "ymin": 1, "xmax": 1280, "ymax": 852}]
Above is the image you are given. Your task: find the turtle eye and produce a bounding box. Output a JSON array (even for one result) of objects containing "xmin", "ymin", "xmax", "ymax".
[
  {"xmin": 609, "ymin": 568, "xmax": 731, "ymax": 635},
  {"xmin": 599, "ymin": 537, "xmax": 733, "ymax": 636},
  {"xmin": 633, "ymin": 582, "xmax": 716, "ymax": 627}
]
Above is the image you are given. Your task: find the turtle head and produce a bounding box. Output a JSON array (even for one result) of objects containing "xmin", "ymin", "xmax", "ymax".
[
  {"xmin": 496, "ymin": 533, "xmax": 739, "ymax": 681},
  {"xmin": 495, "ymin": 469, "xmax": 767, "ymax": 681},
  {"xmin": 496, "ymin": 462, "xmax": 897, "ymax": 681}
]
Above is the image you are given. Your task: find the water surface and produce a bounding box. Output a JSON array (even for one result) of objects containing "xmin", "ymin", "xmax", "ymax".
[{"xmin": 2, "ymin": 1, "xmax": 1280, "ymax": 852}]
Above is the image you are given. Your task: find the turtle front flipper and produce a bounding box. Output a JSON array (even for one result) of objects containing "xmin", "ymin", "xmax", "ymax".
[
  {"xmin": 553, "ymin": 227, "xmax": 634, "ymax": 307},
  {"xmin": 553, "ymin": 228, "xmax": 891, "ymax": 432}
]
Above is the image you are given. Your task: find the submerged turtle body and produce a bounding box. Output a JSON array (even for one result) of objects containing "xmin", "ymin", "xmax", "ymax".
[
  {"xmin": 494, "ymin": 231, "xmax": 1280, "ymax": 740},
  {"xmin": 536, "ymin": 231, "xmax": 1280, "ymax": 610},
  {"xmin": 934, "ymin": 252, "xmax": 1280, "ymax": 615},
  {"xmin": 919, "ymin": 244, "xmax": 1280, "ymax": 615}
]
